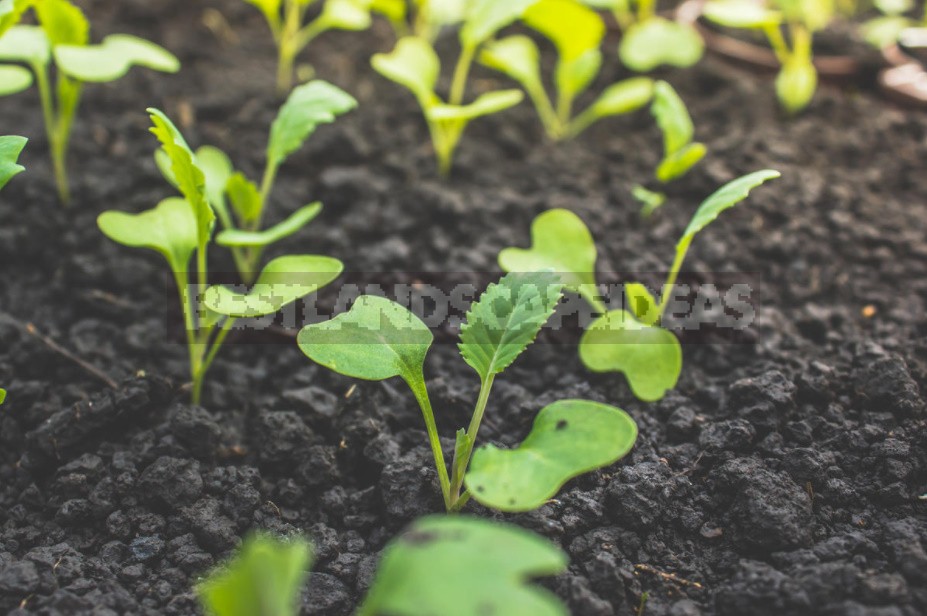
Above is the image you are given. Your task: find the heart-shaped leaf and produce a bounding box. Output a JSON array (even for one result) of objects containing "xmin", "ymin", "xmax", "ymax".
[
  {"xmin": 97, "ymin": 197, "xmax": 198, "ymax": 275},
  {"xmin": 498, "ymin": 209, "xmax": 599, "ymax": 303},
  {"xmin": 55, "ymin": 34, "xmax": 179, "ymax": 82},
  {"xmin": 579, "ymin": 309, "xmax": 682, "ymax": 401},
  {"xmin": 0, "ymin": 134, "xmax": 26, "ymax": 190},
  {"xmin": 217, "ymin": 202, "xmax": 323, "ymax": 248},
  {"xmin": 203, "ymin": 255, "xmax": 343, "ymax": 318},
  {"xmin": 372, "ymin": 37, "xmax": 440, "ymax": 105},
  {"xmin": 197, "ymin": 533, "xmax": 312, "ymax": 616},
  {"xmin": 619, "ymin": 18, "xmax": 704, "ymax": 71},
  {"xmin": 458, "ymin": 271, "xmax": 563, "ymax": 381},
  {"xmin": 0, "ymin": 25, "xmax": 51, "ymax": 66},
  {"xmin": 298, "ymin": 295, "xmax": 434, "ymax": 384},
  {"xmin": 358, "ymin": 516, "xmax": 568, "ymax": 616},
  {"xmin": 465, "ymin": 399, "xmax": 637, "ymax": 511},
  {"xmin": 461, "ymin": 0, "xmax": 540, "ymax": 49},
  {"xmin": 268, "ymin": 80, "xmax": 358, "ymax": 167}
]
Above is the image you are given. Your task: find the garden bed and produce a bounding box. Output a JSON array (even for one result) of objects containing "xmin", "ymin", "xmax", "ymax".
[{"xmin": 1, "ymin": 0, "xmax": 926, "ymax": 614}]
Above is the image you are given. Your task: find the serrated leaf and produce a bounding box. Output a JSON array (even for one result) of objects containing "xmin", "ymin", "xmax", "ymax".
[
  {"xmin": 358, "ymin": 516, "xmax": 568, "ymax": 616},
  {"xmin": 147, "ymin": 108, "xmax": 214, "ymax": 248},
  {"xmin": 429, "ymin": 89, "xmax": 523, "ymax": 121},
  {"xmin": 0, "ymin": 25, "xmax": 51, "ymax": 66},
  {"xmin": 55, "ymin": 34, "xmax": 179, "ymax": 82},
  {"xmin": 619, "ymin": 18, "xmax": 704, "ymax": 71},
  {"xmin": 461, "ymin": 0, "xmax": 540, "ymax": 48},
  {"xmin": 498, "ymin": 209, "xmax": 598, "ymax": 298},
  {"xmin": 579, "ymin": 310, "xmax": 682, "ymax": 401},
  {"xmin": 297, "ymin": 295, "xmax": 434, "ymax": 384},
  {"xmin": 268, "ymin": 80, "xmax": 358, "ymax": 166},
  {"xmin": 651, "ymin": 80, "xmax": 694, "ymax": 156},
  {"xmin": 656, "ymin": 141, "xmax": 706, "ymax": 183},
  {"xmin": 97, "ymin": 198, "xmax": 198, "ymax": 275},
  {"xmin": 34, "ymin": 0, "xmax": 88, "ymax": 47},
  {"xmin": 226, "ymin": 172, "xmax": 262, "ymax": 226},
  {"xmin": 203, "ymin": 255, "xmax": 343, "ymax": 318},
  {"xmin": 371, "ymin": 37, "xmax": 440, "ymax": 104},
  {"xmin": 0, "ymin": 134, "xmax": 26, "ymax": 190},
  {"xmin": 458, "ymin": 271, "xmax": 563, "ymax": 381},
  {"xmin": 479, "ymin": 35, "xmax": 543, "ymax": 94},
  {"xmin": 217, "ymin": 202, "xmax": 323, "ymax": 247},
  {"xmin": 586, "ymin": 76, "xmax": 654, "ymax": 118},
  {"xmin": 465, "ymin": 400, "xmax": 637, "ymax": 511},
  {"xmin": 0, "ymin": 65, "xmax": 32, "ymax": 95},
  {"xmin": 681, "ymin": 170, "xmax": 781, "ymax": 245},
  {"xmin": 197, "ymin": 533, "xmax": 312, "ymax": 616}
]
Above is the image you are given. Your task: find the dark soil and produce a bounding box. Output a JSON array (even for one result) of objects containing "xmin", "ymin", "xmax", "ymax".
[{"xmin": 1, "ymin": 0, "xmax": 926, "ymax": 615}]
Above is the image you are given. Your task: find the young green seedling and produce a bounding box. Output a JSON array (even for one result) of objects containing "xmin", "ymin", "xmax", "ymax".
[
  {"xmin": 197, "ymin": 517, "xmax": 568, "ymax": 616},
  {"xmin": 155, "ymin": 80, "xmax": 356, "ymax": 284},
  {"xmin": 703, "ymin": 0, "xmax": 832, "ymax": 113},
  {"xmin": 299, "ymin": 271, "xmax": 638, "ymax": 513},
  {"xmin": 410, "ymin": 0, "xmax": 466, "ymax": 40},
  {"xmin": 582, "ymin": 0, "xmax": 704, "ymax": 71},
  {"xmin": 99, "ymin": 110, "xmax": 343, "ymax": 404},
  {"xmin": 861, "ymin": 0, "xmax": 927, "ymax": 48},
  {"xmin": 499, "ymin": 170, "xmax": 780, "ymax": 402},
  {"xmin": 371, "ymin": 1, "xmax": 537, "ymax": 174},
  {"xmin": 0, "ymin": 134, "xmax": 26, "ymax": 191},
  {"xmin": 243, "ymin": 0, "xmax": 401, "ymax": 94},
  {"xmin": 0, "ymin": 0, "xmax": 179, "ymax": 203}
]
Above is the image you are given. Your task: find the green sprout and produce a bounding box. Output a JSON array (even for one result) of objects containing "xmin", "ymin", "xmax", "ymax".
[
  {"xmin": 155, "ymin": 80, "xmax": 356, "ymax": 284},
  {"xmin": 197, "ymin": 517, "xmax": 568, "ymax": 616},
  {"xmin": 99, "ymin": 110, "xmax": 343, "ymax": 404},
  {"xmin": 243, "ymin": 0, "xmax": 402, "ymax": 94},
  {"xmin": 0, "ymin": 134, "xmax": 26, "ymax": 191},
  {"xmin": 299, "ymin": 271, "xmax": 638, "ymax": 513},
  {"xmin": 0, "ymin": 0, "xmax": 179, "ymax": 203},
  {"xmin": 371, "ymin": 1, "xmax": 537, "ymax": 175},
  {"xmin": 703, "ymin": 0, "xmax": 834, "ymax": 113},
  {"xmin": 583, "ymin": 0, "xmax": 704, "ymax": 71},
  {"xmin": 409, "ymin": 0, "xmax": 466, "ymax": 40},
  {"xmin": 861, "ymin": 0, "xmax": 927, "ymax": 48},
  {"xmin": 499, "ymin": 170, "xmax": 780, "ymax": 402}
]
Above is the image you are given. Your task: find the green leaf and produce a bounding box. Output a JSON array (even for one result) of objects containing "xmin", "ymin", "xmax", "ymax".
[
  {"xmin": 776, "ymin": 57, "xmax": 817, "ymax": 114},
  {"xmin": 625, "ymin": 282, "xmax": 658, "ymax": 326},
  {"xmin": 0, "ymin": 134, "xmax": 26, "ymax": 190},
  {"xmin": 317, "ymin": 0, "xmax": 373, "ymax": 30},
  {"xmin": 359, "ymin": 516, "xmax": 568, "ymax": 616},
  {"xmin": 203, "ymin": 255, "xmax": 343, "ymax": 318},
  {"xmin": 0, "ymin": 25, "xmax": 51, "ymax": 66},
  {"xmin": 656, "ymin": 142, "xmax": 706, "ymax": 183},
  {"xmin": 875, "ymin": 0, "xmax": 913, "ymax": 15},
  {"xmin": 371, "ymin": 0, "xmax": 406, "ymax": 23},
  {"xmin": 631, "ymin": 184, "xmax": 665, "ymax": 218},
  {"xmin": 243, "ymin": 0, "xmax": 282, "ymax": 26},
  {"xmin": 268, "ymin": 80, "xmax": 358, "ymax": 166},
  {"xmin": 651, "ymin": 81, "xmax": 694, "ymax": 155},
  {"xmin": 681, "ymin": 169, "xmax": 781, "ymax": 245},
  {"xmin": 479, "ymin": 35, "xmax": 543, "ymax": 95},
  {"xmin": 297, "ymin": 295, "xmax": 434, "ymax": 384},
  {"xmin": 371, "ymin": 37, "xmax": 440, "ymax": 105},
  {"xmin": 524, "ymin": 0, "xmax": 604, "ymax": 62},
  {"xmin": 702, "ymin": 1, "xmax": 782, "ymax": 29},
  {"xmin": 34, "ymin": 0, "xmax": 88, "ymax": 47},
  {"xmin": 619, "ymin": 18, "xmax": 704, "ymax": 72},
  {"xmin": 585, "ymin": 76, "xmax": 654, "ymax": 119},
  {"xmin": 0, "ymin": 65, "xmax": 32, "ymax": 95},
  {"xmin": 0, "ymin": 0, "xmax": 33, "ymax": 39},
  {"xmin": 579, "ymin": 310, "xmax": 682, "ymax": 401},
  {"xmin": 429, "ymin": 89, "xmax": 523, "ymax": 121},
  {"xmin": 97, "ymin": 198, "xmax": 198, "ymax": 274},
  {"xmin": 217, "ymin": 202, "xmax": 323, "ymax": 247},
  {"xmin": 148, "ymin": 108, "xmax": 214, "ymax": 249},
  {"xmin": 465, "ymin": 399, "xmax": 638, "ymax": 511},
  {"xmin": 54, "ymin": 34, "xmax": 179, "ymax": 82},
  {"xmin": 458, "ymin": 271, "xmax": 563, "ymax": 381},
  {"xmin": 197, "ymin": 533, "xmax": 312, "ymax": 616},
  {"xmin": 861, "ymin": 16, "xmax": 912, "ymax": 48},
  {"xmin": 226, "ymin": 172, "xmax": 262, "ymax": 225},
  {"xmin": 0, "ymin": 388, "xmax": 6, "ymax": 405},
  {"xmin": 195, "ymin": 145, "xmax": 234, "ymax": 224},
  {"xmin": 498, "ymin": 209, "xmax": 598, "ymax": 298},
  {"xmin": 461, "ymin": 0, "xmax": 539, "ymax": 48}
]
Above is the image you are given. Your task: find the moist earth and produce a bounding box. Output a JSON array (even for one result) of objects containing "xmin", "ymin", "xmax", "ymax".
[{"xmin": 1, "ymin": 0, "xmax": 926, "ymax": 615}]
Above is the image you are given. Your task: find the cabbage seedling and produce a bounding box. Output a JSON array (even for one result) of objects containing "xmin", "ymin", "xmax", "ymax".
[
  {"xmin": 243, "ymin": 0, "xmax": 400, "ymax": 94},
  {"xmin": 156, "ymin": 80, "xmax": 356, "ymax": 284},
  {"xmin": 582, "ymin": 0, "xmax": 704, "ymax": 71},
  {"xmin": 499, "ymin": 170, "xmax": 780, "ymax": 402},
  {"xmin": 198, "ymin": 517, "xmax": 568, "ymax": 616},
  {"xmin": 299, "ymin": 271, "xmax": 638, "ymax": 512},
  {"xmin": 704, "ymin": 0, "xmax": 832, "ymax": 113},
  {"xmin": 0, "ymin": 0, "xmax": 179, "ymax": 203},
  {"xmin": 0, "ymin": 134, "xmax": 26, "ymax": 191},
  {"xmin": 99, "ymin": 110, "xmax": 343, "ymax": 404},
  {"xmin": 371, "ymin": 1, "xmax": 537, "ymax": 174},
  {"xmin": 861, "ymin": 0, "xmax": 927, "ymax": 48}
]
